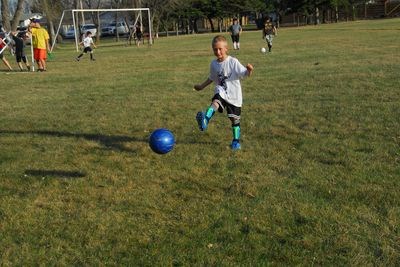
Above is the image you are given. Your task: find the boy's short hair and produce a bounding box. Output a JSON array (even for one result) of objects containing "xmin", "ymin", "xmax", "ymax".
[
  {"xmin": 86, "ymin": 31, "xmax": 92, "ymax": 35},
  {"xmin": 212, "ymin": 35, "xmax": 227, "ymax": 46}
]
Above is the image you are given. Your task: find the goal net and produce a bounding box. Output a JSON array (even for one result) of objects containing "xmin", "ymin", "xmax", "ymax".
[{"xmin": 52, "ymin": 8, "xmax": 152, "ymax": 52}]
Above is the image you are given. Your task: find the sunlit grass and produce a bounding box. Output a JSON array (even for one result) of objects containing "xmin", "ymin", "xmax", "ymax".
[{"xmin": 0, "ymin": 18, "xmax": 399, "ymax": 265}]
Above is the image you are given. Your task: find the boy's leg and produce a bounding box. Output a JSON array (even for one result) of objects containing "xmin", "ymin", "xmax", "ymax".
[
  {"xmin": 2, "ymin": 58, "xmax": 12, "ymax": 70},
  {"xmin": 230, "ymin": 118, "xmax": 241, "ymax": 150},
  {"xmin": 267, "ymin": 35, "xmax": 273, "ymax": 52},
  {"xmin": 228, "ymin": 106, "xmax": 241, "ymax": 150},
  {"xmin": 196, "ymin": 102, "xmax": 218, "ymax": 132},
  {"xmin": 205, "ymin": 102, "xmax": 217, "ymax": 120},
  {"xmin": 77, "ymin": 47, "xmax": 89, "ymax": 61},
  {"xmin": 90, "ymin": 52, "xmax": 95, "ymax": 61},
  {"xmin": 35, "ymin": 50, "xmax": 46, "ymax": 71},
  {"xmin": 231, "ymin": 124, "xmax": 241, "ymax": 150},
  {"xmin": 76, "ymin": 53, "xmax": 83, "ymax": 61},
  {"xmin": 40, "ymin": 59, "xmax": 47, "ymax": 71},
  {"xmin": 22, "ymin": 56, "xmax": 30, "ymax": 71},
  {"xmin": 16, "ymin": 54, "xmax": 22, "ymax": 70}
]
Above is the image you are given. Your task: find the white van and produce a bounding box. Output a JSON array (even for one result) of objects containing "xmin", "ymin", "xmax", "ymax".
[
  {"xmin": 101, "ymin": 21, "xmax": 129, "ymax": 36},
  {"xmin": 81, "ymin": 24, "xmax": 97, "ymax": 36}
]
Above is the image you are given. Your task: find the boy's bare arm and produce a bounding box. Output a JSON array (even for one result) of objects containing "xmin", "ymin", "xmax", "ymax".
[
  {"xmin": 246, "ymin": 64, "xmax": 254, "ymax": 77},
  {"xmin": 194, "ymin": 78, "xmax": 213, "ymax": 91},
  {"xmin": 46, "ymin": 40, "xmax": 50, "ymax": 52}
]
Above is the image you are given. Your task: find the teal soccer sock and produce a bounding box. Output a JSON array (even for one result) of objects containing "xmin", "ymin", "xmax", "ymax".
[
  {"xmin": 205, "ymin": 106, "xmax": 216, "ymax": 121},
  {"xmin": 232, "ymin": 125, "xmax": 241, "ymax": 141}
]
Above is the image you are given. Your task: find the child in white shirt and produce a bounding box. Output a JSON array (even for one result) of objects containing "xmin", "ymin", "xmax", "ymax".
[{"xmin": 194, "ymin": 35, "xmax": 253, "ymax": 150}]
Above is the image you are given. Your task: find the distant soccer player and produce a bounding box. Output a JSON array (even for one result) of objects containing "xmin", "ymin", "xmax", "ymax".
[
  {"xmin": 76, "ymin": 31, "xmax": 97, "ymax": 61},
  {"xmin": 228, "ymin": 18, "xmax": 242, "ymax": 50},
  {"xmin": 194, "ymin": 35, "xmax": 253, "ymax": 150},
  {"xmin": 262, "ymin": 17, "xmax": 277, "ymax": 52},
  {"xmin": 11, "ymin": 31, "xmax": 31, "ymax": 71},
  {"xmin": 29, "ymin": 18, "xmax": 50, "ymax": 71},
  {"xmin": 135, "ymin": 24, "xmax": 143, "ymax": 47},
  {"xmin": 0, "ymin": 35, "xmax": 13, "ymax": 71}
]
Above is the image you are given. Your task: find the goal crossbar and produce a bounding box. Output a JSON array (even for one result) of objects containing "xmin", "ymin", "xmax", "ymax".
[{"xmin": 52, "ymin": 8, "xmax": 152, "ymax": 52}]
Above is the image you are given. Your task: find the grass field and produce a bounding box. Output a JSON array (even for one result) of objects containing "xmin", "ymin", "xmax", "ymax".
[{"xmin": 1, "ymin": 18, "xmax": 399, "ymax": 265}]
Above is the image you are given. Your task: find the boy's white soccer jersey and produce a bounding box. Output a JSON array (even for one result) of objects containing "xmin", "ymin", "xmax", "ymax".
[
  {"xmin": 208, "ymin": 56, "xmax": 248, "ymax": 107},
  {"xmin": 82, "ymin": 36, "xmax": 94, "ymax": 48}
]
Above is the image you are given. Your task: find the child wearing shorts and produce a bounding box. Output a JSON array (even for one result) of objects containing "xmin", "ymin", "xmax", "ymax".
[{"xmin": 194, "ymin": 35, "xmax": 253, "ymax": 150}]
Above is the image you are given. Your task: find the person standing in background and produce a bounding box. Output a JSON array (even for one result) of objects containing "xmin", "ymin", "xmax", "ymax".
[
  {"xmin": 28, "ymin": 18, "xmax": 50, "ymax": 71},
  {"xmin": 228, "ymin": 18, "xmax": 242, "ymax": 50}
]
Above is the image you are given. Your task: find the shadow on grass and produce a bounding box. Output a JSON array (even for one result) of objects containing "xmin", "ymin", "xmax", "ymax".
[
  {"xmin": 24, "ymin": 169, "xmax": 86, "ymax": 178},
  {"xmin": 0, "ymin": 70, "xmax": 32, "ymax": 73},
  {"xmin": 0, "ymin": 129, "xmax": 147, "ymax": 153}
]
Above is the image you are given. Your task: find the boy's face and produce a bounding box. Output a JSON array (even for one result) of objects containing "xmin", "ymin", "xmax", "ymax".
[{"xmin": 212, "ymin": 40, "xmax": 228, "ymax": 62}]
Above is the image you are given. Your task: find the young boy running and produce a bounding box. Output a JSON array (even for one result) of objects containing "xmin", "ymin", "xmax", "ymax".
[
  {"xmin": 11, "ymin": 31, "xmax": 31, "ymax": 71},
  {"xmin": 76, "ymin": 31, "xmax": 96, "ymax": 61},
  {"xmin": 0, "ymin": 36, "xmax": 13, "ymax": 71},
  {"xmin": 194, "ymin": 35, "xmax": 253, "ymax": 150},
  {"xmin": 262, "ymin": 17, "xmax": 277, "ymax": 52}
]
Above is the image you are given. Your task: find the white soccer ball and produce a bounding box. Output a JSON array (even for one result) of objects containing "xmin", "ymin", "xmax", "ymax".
[{"xmin": 260, "ymin": 47, "xmax": 266, "ymax": 53}]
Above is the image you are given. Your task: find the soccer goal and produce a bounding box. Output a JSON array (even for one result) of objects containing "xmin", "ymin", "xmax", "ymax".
[{"xmin": 52, "ymin": 8, "xmax": 152, "ymax": 52}]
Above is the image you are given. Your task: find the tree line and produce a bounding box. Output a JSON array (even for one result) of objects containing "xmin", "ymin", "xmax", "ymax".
[{"xmin": 1, "ymin": 0, "xmax": 374, "ymax": 36}]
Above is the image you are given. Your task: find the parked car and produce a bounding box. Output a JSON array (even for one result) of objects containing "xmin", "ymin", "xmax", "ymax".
[
  {"xmin": 101, "ymin": 21, "xmax": 129, "ymax": 36},
  {"xmin": 62, "ymin": 26, "xmax": 76, "ymax": 39},
  {"xmin": 80, "ymin": 24, "xmax": 97, "ymax": 36}
]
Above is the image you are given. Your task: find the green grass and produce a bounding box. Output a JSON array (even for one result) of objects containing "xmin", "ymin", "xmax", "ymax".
[{"xmin": 1, "ymin": 18, "xmax": 399, "ymax": 265}]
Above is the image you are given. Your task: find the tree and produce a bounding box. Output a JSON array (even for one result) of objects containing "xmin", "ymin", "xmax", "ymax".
[
  {"xmin": 142, "ymin": 0, "xmax": 180, "ymax": 36},
  {"xmin": 1, "ymin": 0, "xmax": 26, "ymax": 31},
  {"xmin": 84, "ymin": 0, "xmax": 104, "ymax": 41},
  {"xmin": 0, "ymin": 0, "xmax": 11, "ymax": 30},
  {"xmin": 30, "ymin": 0, "xmax": 65, "ymax": 46}
]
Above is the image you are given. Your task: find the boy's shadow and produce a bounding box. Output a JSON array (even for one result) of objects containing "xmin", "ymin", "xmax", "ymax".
[
  {"xmin": 0, "ymin": 129, "xmax": 147, "ymax": 153},
  {"xmin": 24, "ymin": 169, "xmax": 86, "ymax": 178}
]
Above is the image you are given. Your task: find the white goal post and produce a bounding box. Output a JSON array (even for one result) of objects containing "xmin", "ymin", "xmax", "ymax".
[{"xmin": 52, "ymin": 8, "xmax": 152, "ymax": 52}]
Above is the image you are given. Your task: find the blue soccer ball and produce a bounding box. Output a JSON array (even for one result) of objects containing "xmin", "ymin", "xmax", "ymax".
[{"xmin": 149, "ymin": 128, "xmax": 175, "ymax": 154}]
